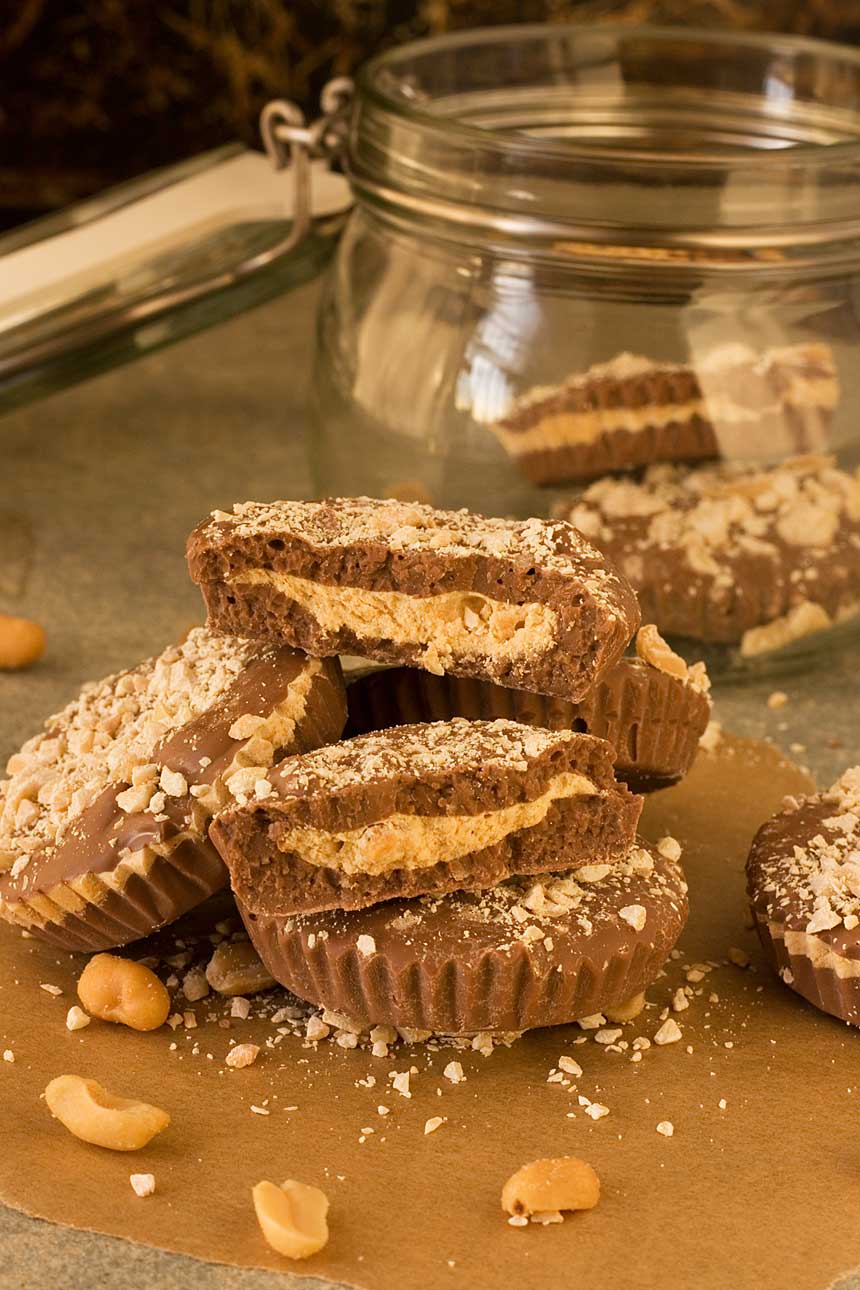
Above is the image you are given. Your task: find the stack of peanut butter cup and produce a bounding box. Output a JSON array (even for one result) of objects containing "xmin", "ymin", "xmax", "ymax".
[
  {"xmin": 189, "ymin": 497, "xmax": 705, "ymax": 1035},
  {"xmin": 0, "ymin": 496, "xmax": 709, "ymax": 1037}
]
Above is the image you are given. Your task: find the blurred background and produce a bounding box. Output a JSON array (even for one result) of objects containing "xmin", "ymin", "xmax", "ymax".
[{"xmin": 2, "ymin": 0, "xmax": 858, "ymax": 232}]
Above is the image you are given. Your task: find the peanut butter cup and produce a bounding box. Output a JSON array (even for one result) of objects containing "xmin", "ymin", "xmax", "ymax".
[
  {"xmin": 186, "ymin": 496, "xmax": 640, "ymax": 702},
  {"xmin": 344, "ymin": 627, "xmax": 711, "ymax": 794},
  {"xmin": 209, "ymin": 719, "xmax": 642, "ymax": 917},
  {"xmin": 492, "ymin": 343, "xmax": 837, "ymax": 485},
  {"xmin": 747, "ymin": 768, "xmax": 860, "ymax": 1026},
  {"xmin": 239, "ymin": 839, "xmax": 687, "ymax": 1034},
  {"xmin": 560, "ymin": 455, "xmax": 860, "ymax": 649},
  {"xmin": 0, "ymin": 629, "xmax": 346, "ymax": 951}
]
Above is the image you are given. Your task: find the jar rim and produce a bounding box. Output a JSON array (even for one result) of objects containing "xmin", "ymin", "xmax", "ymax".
[
  {"xmin": 350, "ymin": 23, "xmax": 860, "ymax": 257},
  {"xmin": 357, "ymin": 23, "xmax": 860, "ymax": 170}
]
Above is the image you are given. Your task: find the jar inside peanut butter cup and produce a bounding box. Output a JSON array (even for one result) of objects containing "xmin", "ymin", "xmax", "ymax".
[{"xmin": 311, "ymin": 25, "xmax": 860, "ymax": 673}]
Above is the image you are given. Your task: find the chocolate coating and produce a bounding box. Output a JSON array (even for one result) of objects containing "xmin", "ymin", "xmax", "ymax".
[
  {"xmin": 210, "ymin": 721, "xmax": 642, "ymax": 917},
  {"xmin": 748, "ymin": 783, "xmax": 860, "ymax": 1027},
  {"xmin": 560, "ymin": 456, "xmax": 860, "ymax": 644},
  {"xmin": 240, "ymin": 841, "xmax": 688, "ymax": 1034},
  {"xmin": 492, "ymin": 345, "xmax": 836, "ymax": 485},
  {"xmin": 0, "ymin": 641, "xmax": 347, "ymax": 951},
  {"xmin": 186, "ymin": 496, "xmax": 640, "ymax": 703}
]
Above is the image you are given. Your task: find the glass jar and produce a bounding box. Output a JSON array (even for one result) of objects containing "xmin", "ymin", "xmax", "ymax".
[
  {"xmin": 311, "ymin": 24, "xmax": 860, "ymax": 667},
  {"xmin": 314, "ymin": 25, "xmax": 860, "ymax": 508}
]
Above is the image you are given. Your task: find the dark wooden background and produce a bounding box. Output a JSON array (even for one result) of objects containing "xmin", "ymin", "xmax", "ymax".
[{"xmin": 1, "ymin": 0, "xmax": 858, "ymax": 228}]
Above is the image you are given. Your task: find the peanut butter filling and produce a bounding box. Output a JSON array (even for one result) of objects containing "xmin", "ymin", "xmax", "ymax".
[
  {"xmin": 274, "ymin": 770, "xmax": 596, "ymax": 876},
  {"xmin": 493, "ymin": 395, "xmax": 787, "ymax": 456},
  {"xmin": 229, "ymin": 571, "xmax": 558, "ymax": 675}
]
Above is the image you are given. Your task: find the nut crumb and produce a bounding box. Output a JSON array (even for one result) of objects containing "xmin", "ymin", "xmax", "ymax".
[
  {"xmin": 653, "ymin": 1018, "xmax": 683, "ymax": 1046},
  {"xmin": 66, "ymin": 1006, "xmax": 90, "ymax": 1032},
  {"xmin": 656, "ymin": 1121, "xmax": 674, "ymax": 1138},
  {"xmin": 182, "ymin": 967, "xmax": 210, "ymax": 1003},
  {"xmin": 226, "ymin": 1043, "xmax": 260, "ymax": 1070},
  {"xmin": 130, "ymin": 1173, "xmax": 156, "ymax": 1198},
  {"xmin": 424, "ymin": 1116, "xmax": 446, "ymax": 1135},
  {"xmin": 392, "ymin": 1071, "xmax": 411, "ymax": 1098},
  {"xmin": 619, "ymin": 905, "xmax": 647, "ymax": 931},
  {"xmin": 576, "ymin": 1014, "xmax": 605, "ymax": 1031}
]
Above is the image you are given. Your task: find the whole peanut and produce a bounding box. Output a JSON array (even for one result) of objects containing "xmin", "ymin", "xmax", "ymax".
[
  {"xmin": 77, "ymin": 954, "xmax": 170, "ymax": 1031},
  {"xmin": 45, "ymin": 1075, "xmax": 170, "ymax": 1151},
  {"xmin": 0, "ymin": 615, "xmax": 45, "ymax": 670},
  {"xmin": 635, "ymin": 624, "xmax": 688, "ymax": 680},
  {"xmin": 501, "ymin": 1157, "xmax": 600, "ymax": 1217},
  {"xmin": 253, "ymin": 1180, "xmax": 329, "ymax": 1259}
]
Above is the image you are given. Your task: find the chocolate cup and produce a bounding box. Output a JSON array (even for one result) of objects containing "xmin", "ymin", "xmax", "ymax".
[
  {"xmin": 345, "ymin": 660, "xmax": 710, "ymax": 794},
  {"xmin": 0, "ymin": 837, "xmax": 228, "ymax": 954},
  {"xmin": 238, "ymin": 842, "xmax": 688, "ymax": 1034},
  {"xmin": 747, "ymin": 795, "xmax": 860, "ymax": 1028},
  {"xmin": 0, "ymin": 647, "xmax": 347, "ymax": 951},
  {"xmin": 751, "ymin": 913, "xmax": 860, "ymax": 1027}
]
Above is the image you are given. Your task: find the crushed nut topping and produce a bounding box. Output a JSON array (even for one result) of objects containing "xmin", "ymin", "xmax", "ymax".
[
  {"xmin": 0, "ymin": 627, "xmax": 321, "ymax": 881},
  {"xmin": 752, "ymin": 768, "xmax": 860, "ymax": 938}
]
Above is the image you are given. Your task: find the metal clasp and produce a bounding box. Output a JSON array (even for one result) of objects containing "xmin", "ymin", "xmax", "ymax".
[{"xmin": 259, "ymin": 77, "xmax": 354, "ymax": 254}]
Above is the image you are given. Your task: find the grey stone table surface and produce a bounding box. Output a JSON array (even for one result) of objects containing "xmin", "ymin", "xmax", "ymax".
[{"xmin": 1, "ymin": 280, "xmax": 858, "ymax": 1289}]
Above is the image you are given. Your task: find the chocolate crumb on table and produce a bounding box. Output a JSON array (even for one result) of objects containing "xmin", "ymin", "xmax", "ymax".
[
  {"xmin": 559, "ymin": 454, "xmax": 860, "ymax": 648},
  {"xmin": 0, "ymin": 628, "xmax": 346, "ymax": 951},
  {"xmin": 489, "ymin": 343, "xmax": 838, "ymax": 485},
  {"xmin": 186, "ymin": 496, "xmax": 640, "ymax": 702},
  {"xmin": 210, "ymin": 719, "xmax": 643, "ymax": 917}
]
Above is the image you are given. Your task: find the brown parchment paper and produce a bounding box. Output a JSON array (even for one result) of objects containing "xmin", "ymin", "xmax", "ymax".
[{"xmin": 1, "ymin": 734, "xmax": 858, "ymax": 1290}]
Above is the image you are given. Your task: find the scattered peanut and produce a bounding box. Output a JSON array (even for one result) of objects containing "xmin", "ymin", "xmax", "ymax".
[
  {"xmin": 635, "ymin": 624, "xmax": 688, "ymax": 681},
  {"xmin": 44, "ymin": 1075, "xmax": 170, "ymax": 1151},
  {"xmin": 604, "ymin": 992, "xmax": 646, "ymax": 1023},
  {"xmin": 0, "ymin": 615, "xmax": 46, "ymax": 671},
  {"xmin": 206, "ymin": 941, "xmax": 276, "ymax": 996},
  {"xmin": 252, "ymin": 1180, "xmax": 329, "ymax": 1260},
  {"xmin": 501, "ymin": 1157, "xmax": 600, "ymax": 1218},
  {"xmin": 77, "ymin": 954, "xmax": 170, "ymax": 1031}
]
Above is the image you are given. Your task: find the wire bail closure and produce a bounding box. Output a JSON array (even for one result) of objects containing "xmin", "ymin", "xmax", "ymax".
[{"xmin": 259, "ymin": 77, "xmax": 354, "ymax": 255}]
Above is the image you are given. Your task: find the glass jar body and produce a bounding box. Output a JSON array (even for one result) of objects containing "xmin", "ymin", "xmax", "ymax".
[
  {"xmin": 310, "ymin": 23, "xmax": 860, "ymax": 671},
  {"xmin": 312, "ymin": 202, "xmax": 860, "ymax": 515}
]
